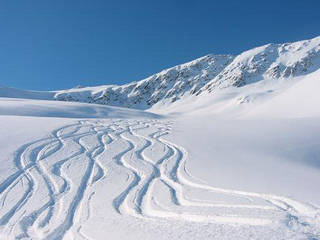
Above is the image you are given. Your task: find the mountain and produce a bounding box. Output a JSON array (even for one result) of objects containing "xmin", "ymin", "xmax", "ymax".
[
  {"xmin": 50, "ymin": 36, "xmax": 320, "ymax": 110},
  {"xmin": 54, "ymin": 54, "xmax": 234, "ymax": 109},
  {"xmin": 199, "ymin": 36, "xmax": 320, "ymax": 93},
  {"xmin": 1, "ymin": 36, "xmax": 320, "ymax": 114}
]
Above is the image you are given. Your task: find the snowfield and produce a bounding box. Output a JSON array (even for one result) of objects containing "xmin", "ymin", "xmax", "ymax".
[{"xmin": 0, "ymin": 36, "xmax": 320, "ymax": 239}]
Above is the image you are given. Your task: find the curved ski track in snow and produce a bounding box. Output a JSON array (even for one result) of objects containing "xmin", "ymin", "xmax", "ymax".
[{"xmin": 0, "ymin": 119, "xmax": 319, "ymax": 239}]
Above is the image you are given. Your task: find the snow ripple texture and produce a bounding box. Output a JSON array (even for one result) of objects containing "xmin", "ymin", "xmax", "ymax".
[{"xmin": 0, "ymin": 119, "xmax": 319, "ymax": 239}]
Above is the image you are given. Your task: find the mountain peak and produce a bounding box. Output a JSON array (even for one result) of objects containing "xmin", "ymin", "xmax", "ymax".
[{"xmin": 197, "ymin": 36, "xmax": 320, "ymax": 95}]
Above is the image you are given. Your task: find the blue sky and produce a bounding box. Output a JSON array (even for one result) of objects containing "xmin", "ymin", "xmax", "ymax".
[{"xmin": 1, "ymin": 0, "xmax": 319, "ymax": 90}]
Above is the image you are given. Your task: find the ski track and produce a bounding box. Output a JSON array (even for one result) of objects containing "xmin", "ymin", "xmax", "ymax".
[{"xmin": 0, "ymin": 119, "xmax": 319, "ymax": 239}]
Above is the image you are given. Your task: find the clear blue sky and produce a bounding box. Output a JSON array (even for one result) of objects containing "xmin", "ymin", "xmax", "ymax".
[{"xmin": 1, "ymin": 0, "xmax": 319, "ymax": 90}]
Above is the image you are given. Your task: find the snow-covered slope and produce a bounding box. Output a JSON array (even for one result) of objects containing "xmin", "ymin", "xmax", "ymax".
[
  {"xmin": 1, "ymin": 36, "xmax": 320, "ymax": 240},
  {"xmin": 0, "ymin": 98, "xmax": 319, "ymax": 239},
  {"xmin": 0, "ymin": 98, "xmax": 161, "ymax": 119},
  {"xmin": 244, "ymin": 68, "xmax": 320, "ymax": 118},
  {"xmin": 199, "ymin": 36, "xmax": 320, "ymax": 93},
  {"xmin": 150, "ymin": 67, "xmax": 320, "ymax": 118}
]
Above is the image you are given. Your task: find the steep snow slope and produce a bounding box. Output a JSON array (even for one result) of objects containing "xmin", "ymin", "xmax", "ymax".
[
  {"xmin": 150, "ymin": 69, "xmax": 317, "ymax": 117},
  {"xmin": 199, "ymin": 36, "xmax": 320, "ymax": 93},
  {"xmin": 244, "ymin": 68, "xmax": 320, "ymax": 118}
]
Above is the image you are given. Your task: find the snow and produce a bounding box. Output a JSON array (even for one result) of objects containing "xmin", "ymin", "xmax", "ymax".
[
  {"xmin": 0, "ymin": 36, "xmax": 320, "ymax": 239},
  {"xmin": 245, "ymin": 68, "xmax": 320, "ymax": 118},
  {"xmin": 0, "ymin": 98, "xmax": 161, "ymax": 119}
]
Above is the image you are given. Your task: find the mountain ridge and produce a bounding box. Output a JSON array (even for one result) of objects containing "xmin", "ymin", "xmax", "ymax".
[{"xmin": 1, "ymin": 36, "xmax": 320, "ymax": 111}]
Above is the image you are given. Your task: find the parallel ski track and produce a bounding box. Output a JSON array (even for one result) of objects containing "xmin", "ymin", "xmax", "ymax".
[{"xmin": 0, "ymin": 119, "xmax": 319, "ymax": 239}]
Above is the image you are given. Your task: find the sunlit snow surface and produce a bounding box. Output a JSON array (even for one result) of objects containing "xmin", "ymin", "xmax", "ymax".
[
  {"xmin": 0, "ymin": 96, "xmax": 319, "ymax": 239},
  {"xmin": 1, "ymin": 36, "xmax": 320, "ymax": 239}
]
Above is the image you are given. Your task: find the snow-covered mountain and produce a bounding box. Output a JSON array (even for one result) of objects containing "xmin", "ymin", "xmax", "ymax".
[
  {"xmin": 49, "ymin": 36, "xmax": 320, "ymax": 110},
  {"xmin": 54, "ymin": 54, "xmax": 234, "ymax": 109},
  {"xmin": 199, "ymin": 36, "xmax": 320, "ymax": 93},
  {"xmin": 1, "ymin": 36, "xmax": 319, "ymax": 112},
  {"xmin": 1, "ymin": 36, "xmax": 320, "ymax": 240}
]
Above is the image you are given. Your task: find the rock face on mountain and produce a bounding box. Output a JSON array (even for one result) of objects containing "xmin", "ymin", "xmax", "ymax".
[
  {"xmin": 55, "ymin": 54, "xmax": 233, "ymax": 109},
  {"xmin": 54, "ymin": 36, "xmax": 320, "ymax": 109},
  {"xmin": 199, "ymin": 37, "xmax": 320, "ymax": 94}
]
